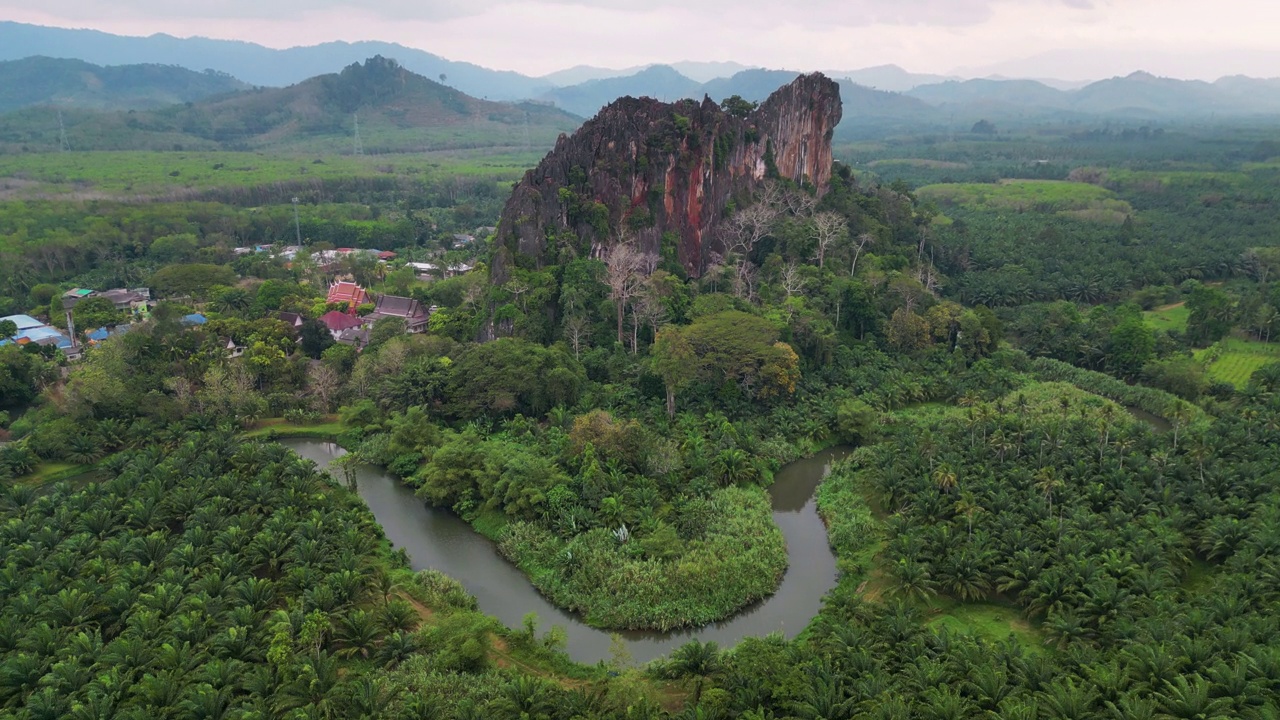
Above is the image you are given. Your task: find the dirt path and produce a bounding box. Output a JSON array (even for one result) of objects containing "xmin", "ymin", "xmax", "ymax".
[{"xmin": 396, "ymin": 591, "xmax": 435, "ymax": 625}]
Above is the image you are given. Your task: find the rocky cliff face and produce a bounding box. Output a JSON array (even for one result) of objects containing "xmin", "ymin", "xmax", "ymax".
[{"xmin": 494, "ymin": 73, "xmax": 842, "ymax": 278}]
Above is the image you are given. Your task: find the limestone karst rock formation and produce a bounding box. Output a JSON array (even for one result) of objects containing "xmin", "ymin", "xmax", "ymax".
[{"xmin": 494, "ymin": 73, "xmax": 843, "ymax": 278}]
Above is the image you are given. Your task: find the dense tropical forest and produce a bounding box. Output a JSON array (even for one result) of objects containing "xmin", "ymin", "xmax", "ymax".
[{"xmin": 3, "ymin": 80, "xmax": 1280, "ymax": 720}]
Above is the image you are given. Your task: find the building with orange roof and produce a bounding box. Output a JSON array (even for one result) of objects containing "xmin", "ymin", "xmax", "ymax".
[{"xmin": 326, "ymin": 282, "xmax": 370, "ymax": 314}]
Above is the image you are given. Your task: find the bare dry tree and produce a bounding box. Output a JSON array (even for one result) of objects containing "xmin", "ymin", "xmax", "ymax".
[
  {"xmin": 702, "ymin": 252, "xmax": 726, "ymax": 294},
  {"xmin": 757, "ymin": 180, "xmax": 786, "ymax": 212},
  {"xmin": 604, "ymin": 243, "xmax": 645, "ymax": 344},
  {"xmin": 779, "ymin": 262, "xmax": 808, "ymax": 298},
  {"xmin": 307, "ymin": 363, "xmax": 341, "ymax": 412},
  {"xmin": 722, "ymin": 201, "xmax": 779, "ymax": 257},
  {"xmin": 722, "ymin": 198, "xmax": 779, "ymax": 299},
  {"xmin": 502, "ymin": 278, "xmax": 530, "ymax": 313},
  {"xmin": 731, "ymin": 259, "xmax": 760, "ymax": 300},
  {"xmin": 563, "ymin": 315, "xmax": 590, "ymax": 359},
  {"xmin": 783, "ymin": 187, "xmax": 818, "ymax": 218},
  {"xmin": 851, "ymin": 232, "xmax": 876, "ymax": 276},
  {"xmin": 630, "ymin": 289, "xmax": 669, "ymax": 353},
  {"xmin": 810, "ymin": 211, "xmax": 848, "ymax": 269}
]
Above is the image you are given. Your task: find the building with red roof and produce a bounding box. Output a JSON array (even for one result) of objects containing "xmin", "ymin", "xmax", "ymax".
[
  {"xmin": 319, "ymin": 310, "xmax": 366, "ymax": 338},
  {"xmin": 326, "ymin": 282, "xmax": 370, "ymax": 313}
]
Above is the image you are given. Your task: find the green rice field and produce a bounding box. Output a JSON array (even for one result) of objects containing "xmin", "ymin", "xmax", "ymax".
[{"xmin": 1195, "ymin": 337, "xmax": 1280, "ymax": 388}]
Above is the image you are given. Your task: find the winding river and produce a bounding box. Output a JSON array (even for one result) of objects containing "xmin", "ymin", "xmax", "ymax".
[{"xmin": 283, "ymin": 439, "xmax": 848, "ymax": 664}]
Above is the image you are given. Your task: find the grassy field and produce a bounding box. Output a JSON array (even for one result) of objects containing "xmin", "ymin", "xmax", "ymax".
[
  {"xmin": 0, "ymin": 149, "xmax": 544, "ymax": 196},
  {"xmin": 14, "ymin": 461, "xmax": 98, "ymax": 487},
  {"xmin": 915, "ymin": 179, "xmax": 1133, "ymax": 222},
  {"xmin": 244, "ymin": 416, "xmax": 347, "ymax": 439},
  {"xmin": 926, "ymin": 600, "xmax": 1045, "ymax": 651},
  {"xmin": 1195, "ymin": 337, "xmax": 1280, "ymax": 388},
  {"xmin": 1143, "ymin": 302, "xmax": 1189, "ymax": 332}
]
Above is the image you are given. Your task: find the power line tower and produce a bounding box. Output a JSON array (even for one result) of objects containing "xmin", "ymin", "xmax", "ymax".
[
  {"xmin": 523, "ymin": 111, "xmax": 531, "ymax": 150},
  {"xmin": 352, "ymin": 113, "xmax": 364, "ymax": 156},
  {"xmin": 57, "ymin": 110, "xmax": 70, "ymax": 152}
]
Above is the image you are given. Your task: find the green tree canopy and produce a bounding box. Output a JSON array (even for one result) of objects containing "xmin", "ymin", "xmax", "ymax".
[{"xmin": 150, "ymin": 263, "xmax": 238, "ymax": 299}]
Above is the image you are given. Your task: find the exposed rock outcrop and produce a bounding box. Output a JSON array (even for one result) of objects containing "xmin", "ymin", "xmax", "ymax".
[{"xmin": 494, "ymin": 73, "xmax": 842, "ymax": 278}]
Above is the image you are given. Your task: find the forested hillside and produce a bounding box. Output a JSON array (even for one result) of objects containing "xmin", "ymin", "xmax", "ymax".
[
  {"xmin": 0, "ymin": 56, "xmax": 580, "ymax": 154},
  {"xmin": 0, "ymin": 56, "xmax": 249, "ymax": 113}
]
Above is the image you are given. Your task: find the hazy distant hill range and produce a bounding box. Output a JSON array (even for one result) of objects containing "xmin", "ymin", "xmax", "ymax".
[
  {"xmin": 0, "ymin": 21, "xmax": 553, "ymax": 101},
  {"xmin": 540, "ymin": 65, "xmax": 1280, "ymax": 128},
  {"xmin": 538, "ymin": 67, "xmax": 938, "ymax": 133},
  {"xmin": 6, "ymin": 19, "xmax": 1280, "ymax": 147},
  {"xmin": 539, "ymin": 61, "xmax": 753, "ymax": 86},
  {"xmin": 0, "ymin": 57, "xmax": 581, "ymax": 154},
  {"xmin": 0, "ymin": 56, "xmax": 248, "ymax": 114},
  {"xmin": 907, "ymin": 72, "xmax": 1280, "ymax": 120}
]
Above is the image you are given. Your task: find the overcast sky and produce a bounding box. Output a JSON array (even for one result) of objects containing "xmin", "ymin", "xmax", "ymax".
[{"xmin": 5, "ymin": 0, "xmax": 1280, "ymax": 80}]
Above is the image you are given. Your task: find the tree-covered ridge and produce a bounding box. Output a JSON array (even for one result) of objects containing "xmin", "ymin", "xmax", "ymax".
[
  {"xmin": 0, "ymin": 56, "xmax": 249, "ymax": 114},
  {"xmin": 0, "ymin": 56, "xmax": 580, "ymax": 154}
]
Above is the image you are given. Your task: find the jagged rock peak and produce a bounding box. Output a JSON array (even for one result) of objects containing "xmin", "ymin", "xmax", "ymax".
[{"xmin": 494, "ymin": 72, "xmax": 842, "ymax": 278}]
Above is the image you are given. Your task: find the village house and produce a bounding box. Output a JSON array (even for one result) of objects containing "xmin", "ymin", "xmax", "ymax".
[
  {"xmin": 367, "ymin": 295, "xmax": 431, "ymax": 333},
  {"xmin": 319, "ymin": 310, "xmax": 366, "ymax": 340},
  {"xmin": 335, "ymin": 326, "xmax": 370, "ymax": 348},
  {"xmin": 98, "ymin": 288, "xmax": 152, "ymax": 312},
  {"xmin": 0, "ymin": 314, "xmax": 73, "ymax": 353},
  {"xmin": 59, "ymin": 287, "xmax": 153, "ymax": 316},
  {"xmin": 274, "ymin": 311, "xmax": 305, "ymax": 335},
  {"xmin": 404, "ymin": 261, "xmax": 474, "ymax": 281}
]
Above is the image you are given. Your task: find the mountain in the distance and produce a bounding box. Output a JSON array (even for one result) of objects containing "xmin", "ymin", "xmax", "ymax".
[
  {"xmin": 0, "ymin": 56, "xmax": 249, "ymax": 113},
  {"xmin": 901, "ymin": 71, "xmax": 1280, "ymax": 121},
  {"xmin": 907, "ymin": 78, "xmax": 1070, "ymax": 111},
  {"xmin": 0, "ymin": 56, "xmax": 581, "ymax": 154},
  {"xmin": 825, "ymin": 64, "xmax": 959, "ymax": 92},
  {"xmin": 535, "ymin": 67, "xmax": 938, "ymax": 133},
  {"xmin": 539, "ymin": 66, "xmax": 704, "ymax": 117},
  {"xmin": 0, "ymin": 21, "xmax": 552, "ymax": 101},
  {"xmin": 539, "ymin": 61, "xmax": 753, "ymax": 87},
  {"xmin": 1071, "ymin": 71, "xmax": 1254, "ymax": 116}
]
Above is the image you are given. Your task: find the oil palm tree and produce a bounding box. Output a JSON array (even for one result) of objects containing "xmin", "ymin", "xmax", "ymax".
[{"xmin": 670, "ymin": 639, "xmax": 723, "ymax": 705}]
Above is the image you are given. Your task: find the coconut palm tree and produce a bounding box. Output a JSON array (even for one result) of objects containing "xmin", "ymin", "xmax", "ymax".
[{"xmin": 932, "ymin": 464, "xmax": 958, "ymax": 495}]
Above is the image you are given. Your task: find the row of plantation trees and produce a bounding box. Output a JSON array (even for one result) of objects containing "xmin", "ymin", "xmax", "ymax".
[{"xmin": 0, "ymin": 432, "xmax": 695, "ymax": 719}]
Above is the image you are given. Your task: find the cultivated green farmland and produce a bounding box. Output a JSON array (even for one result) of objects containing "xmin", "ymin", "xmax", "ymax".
[{"xmin": 1196, "ymin": 337, "xmax": 1280, "ymax": 388}]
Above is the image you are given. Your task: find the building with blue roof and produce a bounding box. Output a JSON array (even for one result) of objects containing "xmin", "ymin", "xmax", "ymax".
[
  {"xmin": 0, "ymin": 314, "xmax": 72, "ymax": 350},
  {"xmin": 1, "ymin": 314, "xmax": 44, "ymax": 331},
  {"xmin": 181, "ymin": 313, "xmax": 208, "ymax": 326}
]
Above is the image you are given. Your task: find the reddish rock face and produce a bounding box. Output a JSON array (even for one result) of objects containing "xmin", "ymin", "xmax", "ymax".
[{"xmin": 494, "ymin": 73, "xmax": 842, "ymax": 278}]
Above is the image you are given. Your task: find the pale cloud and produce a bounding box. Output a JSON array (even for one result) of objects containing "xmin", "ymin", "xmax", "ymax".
[
  {"xmin": 7, "ymin": 0, "xmax": 1086, "ymax": 26},
  {"xmin": 3, "ymin": 0, "xmax": 1278, "ymax": 80}
]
